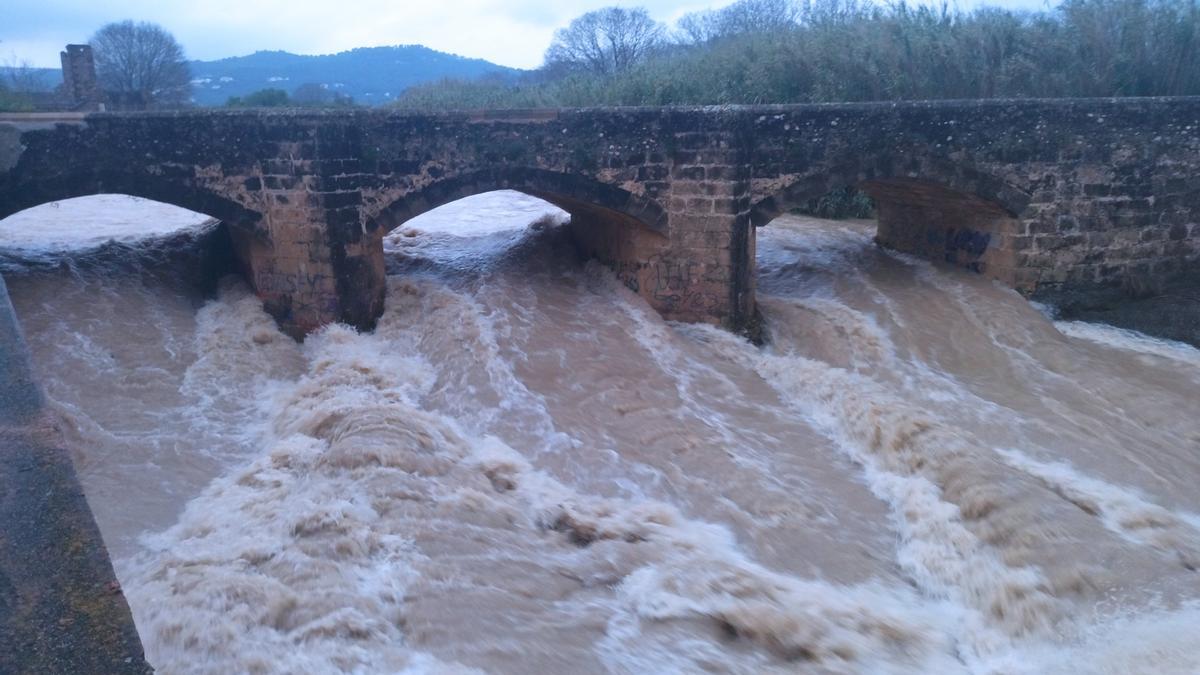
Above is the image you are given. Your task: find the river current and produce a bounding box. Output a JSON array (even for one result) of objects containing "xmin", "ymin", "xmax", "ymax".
[{"xmin": 2, "ymin": 192, "xmax": 1199, "ymax": 674}]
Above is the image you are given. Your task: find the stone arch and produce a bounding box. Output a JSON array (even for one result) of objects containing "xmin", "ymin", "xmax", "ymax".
[
  {"xmin": 0, "ymin": 169, "xmax": 273, "ymax": 313},
  {"xmin": 750, "ymin": 154, "xmax": 1030, "ymax": 225},
  {"xmin": 367, "ymin": 168, "xmax": 673, "ymax": 309},
  {"xmin": 0, "ymin": 169, "xmax": 262, "ymax": 234},
  {"xmin": 750, "ymin": 154, "xmax": 1032, "ymax": 288},
  {"xmin": 366, "ymin": 167, "xmax": 669, "ymax": 237}
]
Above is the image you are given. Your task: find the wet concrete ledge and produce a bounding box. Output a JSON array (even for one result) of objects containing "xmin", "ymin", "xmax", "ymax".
[{"xmin": 0, "ymin": 274, "xmax": 152, "ymax": 673}]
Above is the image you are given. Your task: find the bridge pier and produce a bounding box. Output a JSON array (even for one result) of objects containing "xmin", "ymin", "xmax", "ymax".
[
  {"xmin": 231, "ymin": 209, "xmax": 385, "ymax": 341},
  {"xmin": 562, "ymin": 117, "xmax": 758, "ymax": 333},
  {"xmin": 227, "ymin": 146, "xmax": 387, "ymax": 339},
  {"xmin": 567, "ymin": 197, "xmax": 755, "ymax": 332}
]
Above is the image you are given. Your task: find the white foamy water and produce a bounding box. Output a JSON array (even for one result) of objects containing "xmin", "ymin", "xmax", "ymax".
[
  {"xmin": 2, "ymin": 194, "xmax": 1199, "ymax": 674},
  {"xmin": 0, "ymin": 194, "xmax": 215, "ymax": 253},
  {"xmin": 393, "ymin": 189, "xmax": 569, "ymax": 237},
  {"xmin": 1054, "ymin": 321, "xmax": 1200, "ymax": 373}
]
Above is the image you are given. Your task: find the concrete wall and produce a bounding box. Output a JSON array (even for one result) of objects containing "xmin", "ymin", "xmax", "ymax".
[{"xmin": 0, "ymin": 274, "xmax": 151, "ymax": 674}]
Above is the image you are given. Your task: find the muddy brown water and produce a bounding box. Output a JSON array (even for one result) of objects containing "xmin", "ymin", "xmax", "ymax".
[{"xmin": 2, "ymin": 193, "xmax": 1199, "ymax": 674}]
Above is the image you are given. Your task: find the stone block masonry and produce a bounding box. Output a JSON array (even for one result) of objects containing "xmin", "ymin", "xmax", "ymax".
[
  {"xmin": 59, "ymin": 45, "xmax": 102, "ymax": 112},
  {"xmin": 1, "ymin": 99, "xmax": 1197, "ymax": 338}
]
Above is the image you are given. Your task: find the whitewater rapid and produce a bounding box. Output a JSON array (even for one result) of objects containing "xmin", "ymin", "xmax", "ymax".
[{"xmin": 1, "ymin": 192, "xmax": 1198, "ymax": 674}]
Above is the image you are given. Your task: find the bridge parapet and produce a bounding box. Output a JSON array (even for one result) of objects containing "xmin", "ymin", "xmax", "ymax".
[{"xmin": 1, "ymin": 100, "xmax": 1197, "ymax": 337}]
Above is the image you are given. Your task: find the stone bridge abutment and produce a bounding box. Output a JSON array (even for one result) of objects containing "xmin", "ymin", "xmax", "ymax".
[{"xmin": 1, "ymin": 99, "xmax": 1197, "ymax": 339}]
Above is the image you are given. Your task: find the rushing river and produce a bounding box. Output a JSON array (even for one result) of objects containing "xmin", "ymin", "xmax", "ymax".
[{"xmin": 2, "ymin": 192, "xmax": 1199, "ymax": 674}]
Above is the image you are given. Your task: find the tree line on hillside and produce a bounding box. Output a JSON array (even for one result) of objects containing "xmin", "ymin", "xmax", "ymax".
[
  {"xmin": 4, "ymin": 0, "xmax": 1198, "ymax": 113},
  {"xmin": 393, "ymin": 0, "xmax": 1200, "ymax": 109},
  {"xmin": 225, "ymin": 83, "xmax": 357, "ymax": 108}
]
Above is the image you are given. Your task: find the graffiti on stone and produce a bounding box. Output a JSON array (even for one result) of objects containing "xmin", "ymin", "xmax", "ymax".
[{"xmin": 254, "ymin": 270, "xmax": 330, "ymax": 295}]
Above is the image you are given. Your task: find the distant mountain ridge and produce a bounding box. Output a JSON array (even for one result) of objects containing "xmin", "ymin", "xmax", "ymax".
[
  {"xmin": 189, "ymin": 46, "xmax": 521, "ymax": 106},
  {"xmin": 4, "ymin": 45, "xmax": 521, "ymax": 107}
]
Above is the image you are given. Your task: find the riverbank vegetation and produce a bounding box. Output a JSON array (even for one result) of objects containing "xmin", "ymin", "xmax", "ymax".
[
  {"xmin": 393, "ymin": 0, "xmax": 1200, "ymax": 110},
  {"xmin": 225, "ymin": 84, "xmax": 357, "ymax": 108}
]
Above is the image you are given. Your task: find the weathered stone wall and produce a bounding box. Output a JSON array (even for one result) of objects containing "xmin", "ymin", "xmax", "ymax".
[
  {"xmin": 1, "ymin": 99, "xmax": 1197, "ymax": 337},
  {"xmin": 744, "ymin": 99, "xmax": 1200, "ymax": 305},
  {"xmin": 866, "ymin": 178, "xmax": 1021, "ymax": 284},
  {"xmin": 0, "ymin": 113, "xmax": 380, "ymax": 338},
  {"xmin": 59, "ymin": 45, "xmax": 101, "ymax": 112}
]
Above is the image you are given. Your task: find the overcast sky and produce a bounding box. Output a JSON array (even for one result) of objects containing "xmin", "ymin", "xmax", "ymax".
[{"xmin": 3, "ymin": 0, "xmax": 1051, "ymax": 70}]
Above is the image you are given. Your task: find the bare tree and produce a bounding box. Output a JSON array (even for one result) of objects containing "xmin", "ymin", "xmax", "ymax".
[
  {"xmin": 545, "ymin": 7, "xmax": 667, "ymax": 75},
  {"xmin": 90, "ymin": 21, "xmax": 191, "ymax": 107},
  {"xmin": 2, "ymin": 57, "xmax": 52, "ymax": 92},
  {"xmin": 679, "ymin": 0, "xmax": 800, "ymax": 43},
  {"xmin": 0, "ymin": 51, "xmax": 47, "ymax": 111}
]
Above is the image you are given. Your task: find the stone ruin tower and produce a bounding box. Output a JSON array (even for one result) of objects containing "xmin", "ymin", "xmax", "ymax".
[{"xmin": 59, "ymin": 44, "xmax": 102, "ymax": 111}]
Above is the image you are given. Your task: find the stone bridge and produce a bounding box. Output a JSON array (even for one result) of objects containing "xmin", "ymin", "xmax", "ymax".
[{"xmin": 1, "ymin": 99, "xmax": 1198, "ymax": 338}]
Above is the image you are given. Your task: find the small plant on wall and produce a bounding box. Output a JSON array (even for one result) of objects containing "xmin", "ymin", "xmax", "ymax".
[{"xmin": 793, "ymin": 186, "xmax": 875, "ymax": 220}]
